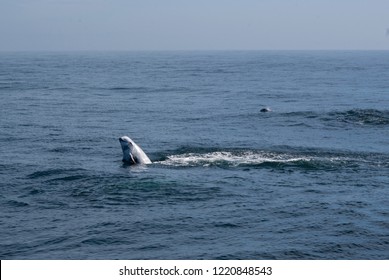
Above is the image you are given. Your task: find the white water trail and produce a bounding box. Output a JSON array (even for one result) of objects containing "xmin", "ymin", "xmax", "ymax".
[{"xmin": 157, "ymin": 151, "xmax": 313, "ymax": 167}]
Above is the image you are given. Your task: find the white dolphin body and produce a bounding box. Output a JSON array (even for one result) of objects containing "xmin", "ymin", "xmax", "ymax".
[{"xmin": 119, "ymin": 136, "xmax": 152, "ymax": 164}]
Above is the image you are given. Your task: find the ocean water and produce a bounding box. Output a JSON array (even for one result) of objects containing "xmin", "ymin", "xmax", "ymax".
[{"xmin": 1, "ymin": 51, "xmax": 389, "ymax": 259}]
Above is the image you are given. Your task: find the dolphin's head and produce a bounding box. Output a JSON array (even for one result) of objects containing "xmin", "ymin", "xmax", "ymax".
[{"xmin": 119, "ymin": 136, "xmax": 135, "ymax": 163}]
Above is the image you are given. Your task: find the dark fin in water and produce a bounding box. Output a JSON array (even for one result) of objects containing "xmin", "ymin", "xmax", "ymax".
[{"xmin": 260, "ymin": 107, "xmax": 271, "ymax": 112}]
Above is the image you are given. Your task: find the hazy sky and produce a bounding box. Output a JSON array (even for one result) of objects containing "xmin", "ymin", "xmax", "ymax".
[{"xmin": 1, "ymin": 0, "xmax": 388, "ymax": 51}]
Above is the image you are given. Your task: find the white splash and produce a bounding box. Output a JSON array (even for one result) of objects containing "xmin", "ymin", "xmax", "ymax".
[{"xmin": 157, "ymin": 151, "xmax": 311, "ymax": 167}]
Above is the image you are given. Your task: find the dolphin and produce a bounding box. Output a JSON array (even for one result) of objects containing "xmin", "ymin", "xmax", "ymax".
[
  {"xmin": 119, "ymin": 136, "xmax": 152, "ymax": 164},
  {"xmin": 260, "ymin": 107, "xmax": 272, "ymax": 113}
]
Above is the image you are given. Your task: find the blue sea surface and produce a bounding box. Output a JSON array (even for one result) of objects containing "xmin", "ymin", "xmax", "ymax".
[{"xmin": 1, "ymin": 51, "xmax": 389, "ymax": 259}]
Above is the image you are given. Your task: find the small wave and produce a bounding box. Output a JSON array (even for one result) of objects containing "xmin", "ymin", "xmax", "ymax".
[
  {"xmin": 6, "ymin": 200, "xmax": 30, "ymax": 207},
  {"xmin": 282, "ymin": 111, "xmax": 319, "ymax": 118},
  {"xmin": 27, "ymin": 168, "xmax": 85, "ymax": 179},
  {"xmin": 108, "ymin": 86, "xmax": 149, "ymax": 92},
  {"xmin": 50, "ymin": 175, "xmax": 86, "ymax": 182},
  {"xmin": 278, "ymin": 109, "xmax": 389, "ymax": 127},
  {"xmin": 106, "ymin": 86, "xmax": 190, "ymax": 93},
  {"xmin": 330, "ymin": 109, "xmax": 389, "ymax": 126}
]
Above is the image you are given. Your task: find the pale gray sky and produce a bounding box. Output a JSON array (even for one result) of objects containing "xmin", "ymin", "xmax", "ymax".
[{"xmin": 0, "ymin": 0, "xmax": 388, "ymax": 51}]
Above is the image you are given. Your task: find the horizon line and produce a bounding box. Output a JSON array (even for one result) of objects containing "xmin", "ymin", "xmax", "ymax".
[{"xmin": 1, "ymin": 49, "xmax": 389, "ymax": 53}]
